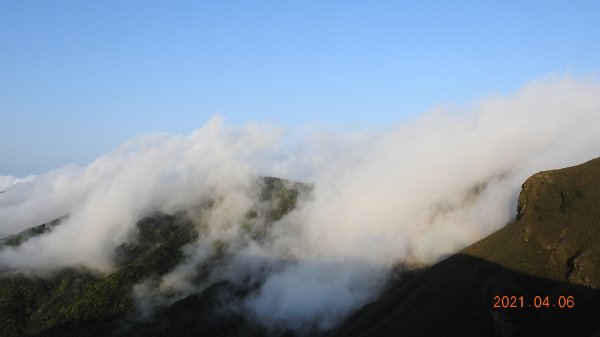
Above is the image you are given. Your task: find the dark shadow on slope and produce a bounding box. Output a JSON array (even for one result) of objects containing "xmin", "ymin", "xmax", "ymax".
[
  {"xmin": 332, "ymin": 253, "xmax": 600, "ymax": 337},
  {"xmin": 30, "ymin": 253, "xmax": 600, "ymax": 337}
]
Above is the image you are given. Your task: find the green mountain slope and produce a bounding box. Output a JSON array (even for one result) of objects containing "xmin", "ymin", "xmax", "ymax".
[
  {"xmin": 0, "ymin": 177, "xmax": 310, "ymax": 337},
  {"xmin": 334, "ymin": 158, "xmax": 600, "ymax": 337}
]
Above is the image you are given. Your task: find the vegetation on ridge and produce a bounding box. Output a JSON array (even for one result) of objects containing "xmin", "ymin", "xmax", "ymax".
[{"xmin": 0, "ymin": 177, "xmax": 309, "ymax": 337}]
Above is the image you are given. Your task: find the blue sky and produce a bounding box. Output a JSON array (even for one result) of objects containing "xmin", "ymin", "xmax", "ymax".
[{"xmin": 2, "ymin": 1, "xmax": 600, "ymax": 176}]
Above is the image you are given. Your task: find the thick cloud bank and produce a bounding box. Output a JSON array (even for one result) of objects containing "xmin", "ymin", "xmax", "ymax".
[{"xmin": 2, "ymin": 76, "xmax": 600, "ymax": 330}]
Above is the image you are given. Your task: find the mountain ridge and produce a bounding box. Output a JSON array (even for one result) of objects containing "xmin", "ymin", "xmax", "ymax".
[
  {"xmin": 0, "ymin": 177, "xmax": 310, "ymax": 337},
  {"xmin": 333, "ymin": 157, "xmax": 600, "ymax": 337},
  {"xmin": 2, "ymin": 160, "xmax": 600, "ymax": 336}
]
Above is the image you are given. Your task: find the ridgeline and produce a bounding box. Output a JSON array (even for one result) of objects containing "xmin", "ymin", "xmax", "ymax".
[{"xmin": 2, "ymin": 158, "xmax": 600, "ymax": 337}]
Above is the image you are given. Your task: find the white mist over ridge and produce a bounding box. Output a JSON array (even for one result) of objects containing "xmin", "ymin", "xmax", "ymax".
[
  {"xmin": 2, "ymin": 75, "xmax": 600, "ymax": 330},
  {"xmin": 0, "ymin": 122, "xmax": 283, "ymax": 270}
]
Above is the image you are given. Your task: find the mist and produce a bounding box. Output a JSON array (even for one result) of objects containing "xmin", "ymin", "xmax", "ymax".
[{"xmin": 2, "ymin": 75, "xmax": 600, "ymax": 330}]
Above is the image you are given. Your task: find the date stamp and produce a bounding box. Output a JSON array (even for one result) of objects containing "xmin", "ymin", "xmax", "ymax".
[{"xmin": 492, "ymin": 295, "xmax": 575, "ymax": 309}]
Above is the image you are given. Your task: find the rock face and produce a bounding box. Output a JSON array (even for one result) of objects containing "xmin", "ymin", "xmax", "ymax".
[
  {"xmin": 510, "ymin": 159, "xmax": 600, "ymax": 287},
  {"xmin": 334, "ymin": 158, "xmax": 600, "ymax": 337}
]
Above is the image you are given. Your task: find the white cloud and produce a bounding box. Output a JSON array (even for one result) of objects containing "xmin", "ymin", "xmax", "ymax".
[{"xmin": 1, "ymin": 75, "xmax": 600, "ymax": 330}]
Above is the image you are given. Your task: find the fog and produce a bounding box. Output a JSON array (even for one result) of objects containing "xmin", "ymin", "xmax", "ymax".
[{"xmin": 2, "ymin": 75, "xmax": 600, "ymax": 330}]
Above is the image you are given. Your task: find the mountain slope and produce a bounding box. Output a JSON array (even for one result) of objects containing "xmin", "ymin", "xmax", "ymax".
[
  {"xmin": 3, "ymin": 158, "xmax": 600, "ymax": 337},
  {"xmin": 334, "ymin": 157, "xmax": 600, "ymax": 337},
  {"xmin": 0, "ymin": 177, "xmax": 310, "ymax": 337}
]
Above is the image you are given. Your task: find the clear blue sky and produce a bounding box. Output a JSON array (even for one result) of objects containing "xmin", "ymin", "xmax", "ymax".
[{"xmin": 2, "ymin": 1, "xmax": 600, "ymax": 176}]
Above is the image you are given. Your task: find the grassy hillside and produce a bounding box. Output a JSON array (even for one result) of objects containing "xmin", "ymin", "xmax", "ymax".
[
  {"xmin": 334, "ymin": 157, "xmax": 600, "ymax": 337},
  {"xmin": 465, "ymin": 157, "xmax": 600, "ymax": 285}
]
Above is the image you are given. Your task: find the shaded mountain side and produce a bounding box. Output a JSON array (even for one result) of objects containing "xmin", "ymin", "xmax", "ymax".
[
  {"xmin": 333, "ymin": 157, "xmax": 600, "ymax": 337},
  {"xmin": 0, "ymin": 177, "xmax": 311, "ymax": 337},
  {"xmin": 334, "ymin": 254, "xmax": 600, "ymax": 337}
]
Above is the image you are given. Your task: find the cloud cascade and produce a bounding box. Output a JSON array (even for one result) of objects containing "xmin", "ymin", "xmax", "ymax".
[{"xmin": 2, "ymin": 76, "xmax": 600, "ymax": 330}]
